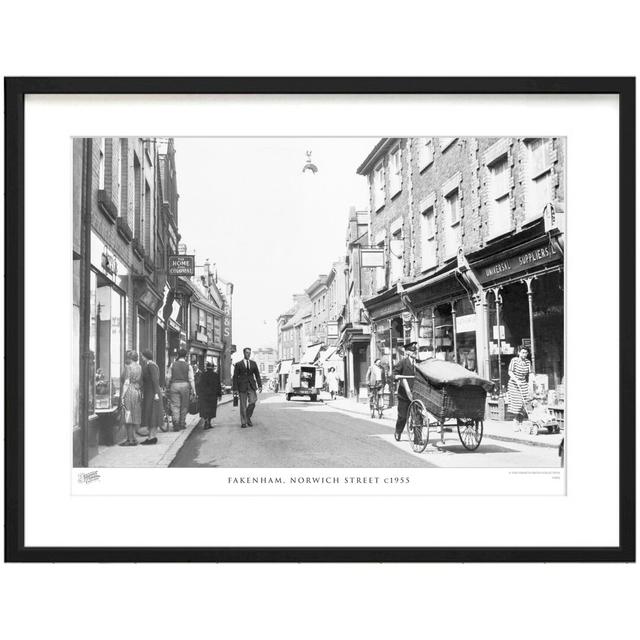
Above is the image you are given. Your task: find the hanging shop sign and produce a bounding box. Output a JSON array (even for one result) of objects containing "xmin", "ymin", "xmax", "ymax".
[
  {"xmin": 168, "ymin": 254, "xmax": 195, "ymax": 276},
  {"xmin": 360, "ymin": 248, "xmax": 385, "ymax": 268},
  {"xmin": 455, "ymin": 313, "xmax": 476, "ymax": 333},
  {"xmin": 475, "ymin": 241, "xmax": 561, "ymax": 285}
]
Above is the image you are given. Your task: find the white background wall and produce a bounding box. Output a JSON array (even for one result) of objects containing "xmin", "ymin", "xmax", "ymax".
[{"xmin": 1, "ymin": 3, "xmax": 638, "ymax": 640}]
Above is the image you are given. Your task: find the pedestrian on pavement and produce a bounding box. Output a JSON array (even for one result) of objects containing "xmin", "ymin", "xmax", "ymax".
[
  {"xmin": 198, "ymin": 361, "xmax": 223, "ymax": 430},
  {"xmin": 140, "ymin": 349, "xmax": 163, "ymax": 445},
  {"xmin": 507, "ymin": 346, "xmax": 532, "ymax": 432},
  {"xmin": 232, "ymin": 347, "xmax": 262, "ymax": 428},
  {"xmin": 392, "ymin": 342, "xmax": 418, "ymax": 442},
  {"xmin": 166, "ymin": 348, "xmax": 197, "ymax": 431},
  {"xmin": 119, "ymin": 350, "xmax": 143, "ymax": 446},
  {"xmin": 192, "ymin": 360, "xmax": 202, "ymax": 391},
  {"xmin": 326, "ymin": 367, "xmax": 339, "ymax": 400},
  {"xmin": 366, "ymin": 358, "xmax": 386, "ymax": 404}
]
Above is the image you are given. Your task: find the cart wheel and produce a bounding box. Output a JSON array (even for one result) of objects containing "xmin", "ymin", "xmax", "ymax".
[
  {"xmin": 530, "ymin": 422, "xmax": 539, "ymax": 436},
  {"xmin": 407, "ymin": 400, "xmax": 429, "ymax": 453},
  {"xmin": 457, "ymin": 419, "xmax": 483, "ymax": 451}
]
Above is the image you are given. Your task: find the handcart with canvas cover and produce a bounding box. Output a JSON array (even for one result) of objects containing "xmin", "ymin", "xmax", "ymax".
[{"xmin": 397, "ymin": 359, "xmax": 493, "ymax": 453}]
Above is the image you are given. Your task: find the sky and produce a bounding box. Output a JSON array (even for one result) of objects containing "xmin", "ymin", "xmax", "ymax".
[{"xmin": 174, "ymin": 137, "xmax": 377, "ymax": 350}]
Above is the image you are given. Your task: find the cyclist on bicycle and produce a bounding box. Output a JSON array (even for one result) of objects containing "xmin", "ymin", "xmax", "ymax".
[{"xmin": 366, "ymin": 358, "xmax": 386, "ymax": 412}]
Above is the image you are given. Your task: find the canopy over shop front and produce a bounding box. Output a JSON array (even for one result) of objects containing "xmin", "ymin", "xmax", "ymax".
[
  {"xmin": 278, "ymin": 359, "xmax": 293, "ymax": 375},
  {"xmin": 300, "ymin": 343, "xmax": 323, "ymax": 364}
]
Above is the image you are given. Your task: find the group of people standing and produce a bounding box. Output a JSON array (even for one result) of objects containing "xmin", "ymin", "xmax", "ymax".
[{"xmin": 118, "ymin": 347, "xmax": 224, "ymax": 446}]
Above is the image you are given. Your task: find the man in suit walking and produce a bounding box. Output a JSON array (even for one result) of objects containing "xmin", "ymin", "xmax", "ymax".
[
  {"xmin": 393, "ymin": 341, "xmax": 418, "ymax": 442},
  {"xmin": 232, "ymin": 347, "xmax": 263, "ymax": 428}
]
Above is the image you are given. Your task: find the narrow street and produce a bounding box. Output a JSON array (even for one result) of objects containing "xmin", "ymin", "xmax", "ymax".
[{"xmin": 170, "ymin": 393, "xmax": 560, "ymax": 468}]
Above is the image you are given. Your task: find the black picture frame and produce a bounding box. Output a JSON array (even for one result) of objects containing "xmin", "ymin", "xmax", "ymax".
[{"xmin": 4, "ymin": 77, "xmax": 635, "ymax": 563}]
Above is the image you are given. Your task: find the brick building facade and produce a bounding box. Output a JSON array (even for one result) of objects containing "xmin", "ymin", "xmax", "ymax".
[{"xmin": 357, "ymin": 137, "xmax": 565, "ymax": 415}]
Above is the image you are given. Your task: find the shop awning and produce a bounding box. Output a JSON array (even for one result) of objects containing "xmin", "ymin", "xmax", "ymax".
[
  {"xmin": 318, "ymin": 347, "xmax": 336, "ymax": 363},
  {"xmin": 301, "ymin": 343, "xmax": 323, "ymax": 364},
  {"xmin": 278, "ymin": 359, "xmax": 293, "ymax": 375}
]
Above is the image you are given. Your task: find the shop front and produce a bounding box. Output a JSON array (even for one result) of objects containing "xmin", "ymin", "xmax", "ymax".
[
  {"xmin": 87, "ymin": 232, "xmax": 130, "ymax": 460},
  {"xmin": 471, "ymin": 231, "xmax": 564, "ymax": 422},
  {"xmin": 363, "ymin": 287, "xmax": 412, "ymax": 405}
]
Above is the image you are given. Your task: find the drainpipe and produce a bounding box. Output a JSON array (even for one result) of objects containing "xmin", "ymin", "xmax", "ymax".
[{"xmin": 79, "ymin": 138, "xmax": 93, "ymax": 467}]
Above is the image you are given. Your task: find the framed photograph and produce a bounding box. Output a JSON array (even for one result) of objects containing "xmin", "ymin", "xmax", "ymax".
[{"xmin": 4, "ymin": 77, "xmax": 635, "ymax": 562}]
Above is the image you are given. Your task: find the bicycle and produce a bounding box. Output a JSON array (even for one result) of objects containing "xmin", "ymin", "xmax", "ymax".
[{"xmin": 368, "ymin": 385, "xmax": 385, "ymax": 419}]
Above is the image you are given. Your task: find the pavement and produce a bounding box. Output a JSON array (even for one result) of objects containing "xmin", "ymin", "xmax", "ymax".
[
  {"xmin": 323, "ymin": 393, "xmax": 564, "ymax": 449},
  {"xmin": 89, "ymin": 394, "xmax": 234, "ymax": 468}
]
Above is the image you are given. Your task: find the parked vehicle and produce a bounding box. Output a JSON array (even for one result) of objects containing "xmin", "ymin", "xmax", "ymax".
[{"xmin": 285, "ymin": 363, "xmax": 324, "ymax": 402}]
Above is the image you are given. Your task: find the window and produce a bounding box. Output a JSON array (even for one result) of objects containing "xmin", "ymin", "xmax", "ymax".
[
  {"xmin": 144, "ymin": 180, "xmax": 151, "ymax": 252},
  {"xmin": 421, "ymin": 205, "xmax": 437, "ymax": 270},
  {"xmin": 206, "ymin": 314, "xmax": 214, "ymax": 342},
  {"xmin": 488, "ymin": 155, "xmax": 512, "ymax": 237},
  {"xmin": 389, "ymin": 147, "xmax": 402, "ymax": 197},
  {"xmin": 417, "ymin": 138, "xmax": 434, "ymax": 170},
  {"xmin": 118, "ymin": 138, "xmax": 129, "ymax": 220},
  {"xmin": 98, "ymin": 138, "xmax": 106, "ymax": 190},
  {"xmin": 440, "ymin": 137, "xmax": 456, "ymax": 151},
  {"xmin": 526, "ymin": 138, "xmax": 553, "ymax": 220},
  {"xmin": 390, "ymin": 230, "xmax": 404, "ymax": 283},
  {"xmin": 268, "ymin": 364, "xmax": 274, "ymax": 373},
  {"xmin": 444, "ymin": 188, "xmax": 461, "ymax": 258},
  {"xmin": 90, "ymin": 271, "xmax": 125, "ymax": 412},
  {"xmin": 376, "ymin": 241, "xmax": 386, "ymax": 291},
  {"xmin": 373, "ymin": 164, "xmax": 385, "ymax": 211},
  {"xmin": 214, "ymin": 316, "xmax": 222, "ymax": 342},
  {"xmin": 134, "ymin": 155, "xmax": 142, "ymax": 239}
]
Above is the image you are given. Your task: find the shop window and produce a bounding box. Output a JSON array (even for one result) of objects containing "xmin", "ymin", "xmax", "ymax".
[
  {"xmin": 443, "ymin": 188, "xmax": 461, "ymax": 259},
  {"xmin": 455, "ymin": 298, "xmax": 477, "ymax": 371},
  {"xmin": 418, "ymin": 312, "xmax": 434, "ymax": 360},
  {"xmin": 417, "ymin": 138, "xmax": 434, "ymax": 171},
  {"xmin": 389, "ymin": 147, "xmax": 402, "ymax": 197},
  {"xmin": 531, "ymin": 271, "xmax": 564, "ymax": 394},
  {"xmin": 488, "ymin": 155, "xmax": 512, "ymax": 238},
  {"xmin": 434, "ymin": 304, "xmax": 455, "ymax": 362},
  {"xmin": 526, "ymin": 138, "xmax": 553, "ymax": 220},
  {"xmin": 373, "ymin": 164, "xmax": 385, "ymax": 211},
  {"xmin": 91, "ymin": 271, "xmax": 125, "ymax": 412},
  {"xmin": 421, "ymin": 205, "xmax": 437, "ymax": 270}
]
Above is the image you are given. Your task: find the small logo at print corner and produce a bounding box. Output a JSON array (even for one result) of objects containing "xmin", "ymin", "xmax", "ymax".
[{"xmin": 77, "ymin": 470, "xmax": 101, "ymax": 484}]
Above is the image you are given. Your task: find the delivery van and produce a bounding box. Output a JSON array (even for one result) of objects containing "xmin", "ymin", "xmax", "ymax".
[{"xmin": 285, "ymin": 363, "xmax": 324, "ymax": 402}]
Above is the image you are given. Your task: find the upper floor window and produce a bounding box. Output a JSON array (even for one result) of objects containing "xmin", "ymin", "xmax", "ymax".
[
  {"xmin": 390, "ymin": 230, "xmax": 404, "ymax": 284},
  {"xmin": 421, "ymin": 205, "xmax": 437, "ymax": 270},
  {"xmin": 376, "ymin": 240, "xmax": 386, "ymax": 292},
  {"xmin": 440, "ymin": 137, "xmax": 457, "ymax": 151},
  {"xmin": 488, "ymin": 154, "xmax": 512, "ymax": 237},
  {"xmin": 417, "ymin": 138, "xmax": 434, "ymax": 171},
  {"xmin": 526, "ymin": 138, "xmax": 553, "ymax": 220},
  {"xmin": 443, "ymin": 188, "xmax": 461, "ymax": 259},
  {"xmin": 389, "ymin": 147, "xmax": 402, "ymax": 197},
  {"xmin": 373, "ymin": 164, "xmax": 385, "ymax": 211},
  {"xmin": 98, "ymin": 138, "xmax": 106, "ymax": 190}
]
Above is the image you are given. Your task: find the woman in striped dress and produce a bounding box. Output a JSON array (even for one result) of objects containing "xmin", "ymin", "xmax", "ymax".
[{"xmin": 507, "ymin": 347, "xmax": 532, "ymax": 432}]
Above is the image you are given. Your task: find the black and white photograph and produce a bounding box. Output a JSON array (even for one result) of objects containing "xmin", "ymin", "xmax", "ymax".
[{"xmin": 73, "ymin": 135, "xmax": 566, "ymax": 473}]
